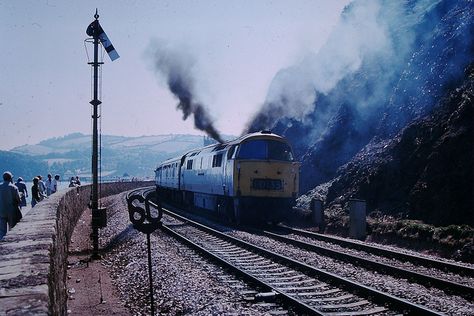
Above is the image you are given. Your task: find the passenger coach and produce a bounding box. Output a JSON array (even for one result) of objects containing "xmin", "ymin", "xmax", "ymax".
[{"xmin": 155, "ymin": 131, "xmax": 299, "ymax": 223}]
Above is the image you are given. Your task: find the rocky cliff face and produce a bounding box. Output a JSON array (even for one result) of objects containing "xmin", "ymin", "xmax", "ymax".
[
  {"xmin": 249, "ymin": 0, "xmax": 473, "ymax": 225},
  {"xmin": 326, "ymin": 65, "xmax": 473, "ymax": 225}
]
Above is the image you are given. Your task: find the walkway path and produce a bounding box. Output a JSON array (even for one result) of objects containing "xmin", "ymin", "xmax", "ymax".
[{"xmin": 66, "ymin": 206, "xmax": 131, "ymax": 315}]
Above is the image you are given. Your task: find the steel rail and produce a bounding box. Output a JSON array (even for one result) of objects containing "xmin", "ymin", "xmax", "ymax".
[
  {"xmin": 126, "ymin": 186, "xmax": 155, "ymax": 200},
  {"xmin": 278, "ymin": 225, "xmax": 474, "ymax": 277},
  {"xmin": 145, "ymin": 194, "xmax": 442, "ymax": 316},
  {"xmin": 254, "ymin": 228, "xmax": 474, "ymax": 300},
  {"xmin": 160, "ymin": 223, "xmax": 320, "ymax": 315}
]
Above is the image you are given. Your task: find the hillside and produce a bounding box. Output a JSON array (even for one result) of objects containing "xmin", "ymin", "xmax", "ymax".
[
  {"xmin": 0, "ymin": 151, "xmax": 49, "ymax": 181},
  {"xmin": 325, "ymin": 65, "xmax": 473, "ymax": 226},
  {"xmin": 6, "ymin": 133, "xmax": 213, "ymax": 180},
  {"xmin": 249, "ymin": 0, "xmax": 473, "ymax": 226}
]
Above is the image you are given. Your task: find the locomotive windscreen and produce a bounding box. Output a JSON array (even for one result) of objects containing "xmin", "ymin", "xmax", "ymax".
[{"xmin": 237, "ymin": 140, "xmax": 294, "ymax": 161}]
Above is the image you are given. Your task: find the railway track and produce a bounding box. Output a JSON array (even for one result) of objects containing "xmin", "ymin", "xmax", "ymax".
[
  {"xmin": 159, "ymin": 211, "xmax": 446, "ymax": 315},
  {"xmin": 274, "ymin": 225, "xmax": 474, "ymax": 277},
  {"xmin": 127, "ymin": 188, "xmax": 444, "ymax": 315},
  {"xmin": 126, "ymin": 188, "xmax": 473, "ymax": 314},
  {"xmin": 247, "ymin": 225, "xmax": 474, "ymax": 300}
]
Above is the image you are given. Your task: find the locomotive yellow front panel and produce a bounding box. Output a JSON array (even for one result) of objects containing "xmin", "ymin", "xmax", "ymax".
[{"xmin": 234, "ymin": 160, "xmax": 299, "ymax": 198}]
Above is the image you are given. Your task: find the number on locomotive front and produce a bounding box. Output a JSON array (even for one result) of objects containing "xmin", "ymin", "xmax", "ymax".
[{"xmin": 252, "ymin": 179, "xmax": 283, "ymax": 191}]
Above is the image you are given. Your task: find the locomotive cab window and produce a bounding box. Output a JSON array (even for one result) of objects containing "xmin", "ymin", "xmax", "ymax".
[
  {"xmin": 237, "ymin": 140, "xmax": 294, "ymax": 161},
  {"xmin": 227, "ymin": 145, "xmax": 237, "ymax": 159},
  {"xmin": 212, "ymin": 153, "xmax": 223, "ymax": 167},
  {"xmin": 186, "ymin": 160, "xmax": 193, "ymax": 170}
]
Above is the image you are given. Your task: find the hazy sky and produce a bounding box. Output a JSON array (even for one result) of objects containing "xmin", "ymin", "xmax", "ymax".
[{"xmin": 0, "ymin": 0, "xmax": 349, "ymax": 150}]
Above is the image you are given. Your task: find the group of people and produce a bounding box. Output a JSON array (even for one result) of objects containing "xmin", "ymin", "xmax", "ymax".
[
  {"xmin": 68, "ymin": 176, "xmax": 81, "ymax": 187},
  {"xmin": 0, "ymin": 171, "xmax": 75, "ymax": 239},
  {"xmin": 30, "ymin": 173, "xmax": 61, "ymax": 207}
]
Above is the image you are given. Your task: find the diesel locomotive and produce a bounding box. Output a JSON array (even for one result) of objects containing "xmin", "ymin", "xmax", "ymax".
[{"xmin": 155, "ymin": 131, "xmax": 299, "ymax": 223}]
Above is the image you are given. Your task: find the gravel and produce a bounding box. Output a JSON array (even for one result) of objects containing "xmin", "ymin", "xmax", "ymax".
[
  {"xmin": 98, "ymin": 192, "xmax": 287, "ymax": 315},
  {"xmin": 91, "ymin": 191, "xmax": 473, "ymax": 315},
  {"xmin": 224, "ymin": 229, "xmax": 474, "ymax": 315},
  {"xmin": 158, "ymin": 206, "xmax": 474, "ymax": 315}
]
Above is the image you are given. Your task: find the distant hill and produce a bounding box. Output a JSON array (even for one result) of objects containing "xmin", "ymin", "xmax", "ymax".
[
  {"xmin": 11, "ymin": 133, "xmax": 207, "ymax": 157},
  {"xmin": 6, "ymin": 133, "xmax": 225, "ymax": 181},
  {"xmin": 0, "ymin": 150, "xmax": 48, "ymax": 181}
]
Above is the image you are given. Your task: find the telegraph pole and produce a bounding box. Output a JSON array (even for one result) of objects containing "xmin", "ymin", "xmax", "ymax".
[{"xmin": 89, "ymin": 10, "xmax": 102, "ymax": 259}]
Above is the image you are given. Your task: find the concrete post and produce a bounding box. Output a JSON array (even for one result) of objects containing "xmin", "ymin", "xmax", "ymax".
[
  {"xmin": 349, "ymin": 199, "xmax": 366, "ymax": 240},
  {"xmin": 311, "ymin": 198, "xmax": 324, "ymax": 231}
]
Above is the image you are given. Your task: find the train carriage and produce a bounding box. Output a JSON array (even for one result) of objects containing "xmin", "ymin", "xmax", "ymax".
[{"xmin": 155, "ymin": 131, "xmax": 299, "ymax": 223}]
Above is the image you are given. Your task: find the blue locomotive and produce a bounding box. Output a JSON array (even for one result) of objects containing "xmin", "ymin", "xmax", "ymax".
[{"xmin": 155, "ymin": 131, "xmax": 299, "ymax": 223}]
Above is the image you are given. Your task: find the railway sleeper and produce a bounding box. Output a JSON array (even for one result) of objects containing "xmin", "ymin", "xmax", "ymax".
[
  {"xmin": 214, "ymin": 249, "xmax": 248, "ymax": 255},
  {"xmin": 300, "ymin": 288, "xmax": 343, "ymax": 297},
  {"xmin": 271, "ymin": 279, "xmax": 316, "ymax": 286},
  {"xmin": 240, "ymin": 264, "xmax": 280, "ymax": 272},
  {"xmin": 318, "ymin": 299, "xmax": 370, "ymax": 310},
  {"xmin": 311, "ymin": 294, "xmax": 355, "ymax": 302},
  {"xmin": 222, "ymin": 252, "xmax": 264, "ymax": 259},
  {"xmin": 250, "ymin": 270, "xmax": 296, "ymax": 277},
  {"xmin": 282, "ymin": 284, "xmax": 329, "ymax": 291},
  {"xmin": 234, "ymin": 258, "xmax": 272, "ymax": 265},
  {"xmin": 212, "ymin": 245, "xmax": 241, "ymax": 251},
  {"xmin": 228, "ymin": 254, "xmax": 263, "ymax": 261},
  {"xmin": 265, "ymin": 274, "xmax": 306, "ymax": 282},
  {"xmin": 244, "ymin": 262, "xmax": 281, "ymax": 269}
]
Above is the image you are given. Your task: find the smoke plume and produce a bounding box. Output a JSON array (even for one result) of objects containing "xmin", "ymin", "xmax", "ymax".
[
  {"xmin": 245, "ymin": 0, "xmax": 417, "ymax": 134},
  {"xmin": 245, "ymin": 0, "xmax": 473, "ymax": 192},
  {"xmin": 148, "ymin": 40, "xmax": 224, "ymax": 143}
]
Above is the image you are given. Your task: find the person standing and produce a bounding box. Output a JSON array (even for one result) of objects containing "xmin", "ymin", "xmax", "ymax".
[
  {"xmin": 45, "ymin": 174, "xmax": 53, "ymax": 196},
  {"xmin": 0, "ymin": 171, "xmax": 20, "ymax": 239},
  {"xmin": 15, "ymin": 177, "xmax": 28, "ymax": 207},
  {"xmin": 37, "ymin": 175, "xmax": 46, "ymax": 199},
  {"xmin": 31, "ymin": 177, "xmax": 45, "ymax": 207},
  {"xmin": 51, "ymin": 174, "xmax": 60, "ymax": 194},
  {"xmin": 69, "ymin": 177, "xmax": 77, "ymax": 187}
]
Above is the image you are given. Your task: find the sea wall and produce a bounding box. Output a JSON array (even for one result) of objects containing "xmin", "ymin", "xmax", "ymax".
[{"xmin": 0, "ymin": 182, "xmax": 152, "ymax": 315}]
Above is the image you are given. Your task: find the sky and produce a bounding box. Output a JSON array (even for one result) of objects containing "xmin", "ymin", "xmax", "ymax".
[{"xmin": 0, "ymin": 0, "xmax": 349, "ymax": 150}]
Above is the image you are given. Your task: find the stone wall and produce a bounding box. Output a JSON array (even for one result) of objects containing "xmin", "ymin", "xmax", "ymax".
[{"xmin": 0, "ymin": 182, "xmax": 153, "ymax": 315}]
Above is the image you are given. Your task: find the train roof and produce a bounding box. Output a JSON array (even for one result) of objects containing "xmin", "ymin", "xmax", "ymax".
[
  {"xmin": 187, "ymin": 131, "xmax": 286, "ymax": 153},
  {"xmin": 156, "ymin": 131, "xmax": 287, "ymax": 169},
  {"xmin": 156, "ymin": 156, "xmax": 182, "ymax": 167},
  {"xmin": 229, "ymin": 130, "xmax": 285, "ymax": 144}
]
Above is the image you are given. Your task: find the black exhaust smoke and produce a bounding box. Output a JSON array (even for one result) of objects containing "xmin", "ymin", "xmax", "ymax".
[
  {"xmin": 149, "ymin": 40, "xmax": 224, "ymax": 143},
  {"xmin": 168, "ymin": 75, "xmax": 224, "ymax": 143},
  {"xmin": 245, "ymin": 101, "xmax": 286, "ymax": 134}
]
